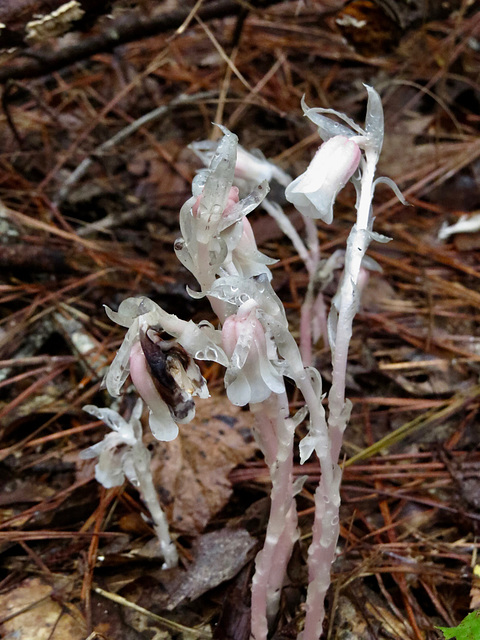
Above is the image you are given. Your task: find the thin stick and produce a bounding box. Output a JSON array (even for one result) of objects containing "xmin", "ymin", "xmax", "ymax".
[
  {"xmin": 94, "ymin": 587, "xmax": 212, "ymax": 638},
  {"xmin": 55, "ymin": 91, "xmax": 219, "ymax": 204}
]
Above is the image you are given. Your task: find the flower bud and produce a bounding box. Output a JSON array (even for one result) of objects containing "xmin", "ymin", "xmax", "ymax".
[
  {"xmin": 285, "ymin": 135, "xmax": 361, "ymax": 223},
  {"xmin": 222, "ymin": 301, "xmax": 285, "ymax": 406},
  {"xmin": 234, "ymin": 146, "xmax": 291, "ymax": 189}
]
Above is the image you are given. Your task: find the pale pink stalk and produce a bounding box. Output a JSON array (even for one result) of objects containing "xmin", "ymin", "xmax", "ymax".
[
  {"xmin": 312, "ymin": 290, "xmax": 328, "ymax": 346},
  {"xmin": 301, "ymin": 106, "xmax": 386, "ymax": 639},
  {"xmin": 300, "ymin": 465, "xmax": 341, "ymax": 639},
  {"xmin": 221, "ymin": 301, "xmax": 297, "ymax": 639},
  {"xmin": 249, "ymin": 394, "xmax": 298, "ymax": 640},
  {"xmin": 294, "ymin": 371, "xmax": 338, "ymax": 640},
  {"xmin": 300, "ymin": 290, "xmax": 314, "ymax": 366}
]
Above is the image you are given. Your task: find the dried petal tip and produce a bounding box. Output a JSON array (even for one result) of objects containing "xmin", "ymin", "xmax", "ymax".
[
  {"xmin": 285, "ymin": 136, "xmax": 361, "ymax": 223},
  {"xmin": 141, "ymin": 329, "xmax": 208, "ymax": 422}
]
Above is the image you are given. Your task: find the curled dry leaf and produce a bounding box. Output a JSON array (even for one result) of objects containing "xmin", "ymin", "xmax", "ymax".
[{"xmin": 150, "ymin": 393, "xmax": 258, "ymax": 534}]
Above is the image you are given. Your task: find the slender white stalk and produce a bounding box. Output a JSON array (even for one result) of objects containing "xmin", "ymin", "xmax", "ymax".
[
  {"xmin": 133, "ymin": 445, "xmax": 179, "ymax": 569},
  {"xmin": 301, "ymin": 137, "xmax": 383, "ymax": 640},
  {"xmin": 328, "ymin": 153, "xmax": 376, "ymax": 460},
  {"xmin": 81, "ymin": 404, "xmax": 179, "ymax": 569}
]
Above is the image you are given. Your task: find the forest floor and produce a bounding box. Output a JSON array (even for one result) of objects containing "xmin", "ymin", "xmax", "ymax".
[{"xmin": 0, "ymin": 1, "xmax": 479, "ymax": 639}]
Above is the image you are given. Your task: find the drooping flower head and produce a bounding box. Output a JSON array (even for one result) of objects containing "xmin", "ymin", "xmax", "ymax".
[
  {"xmin": 286, "ymin": 86, "xmax": 398, "ymax": 223},
  {"xmin": 104, "ymin": 296, "xmax": 227, "ymax": 441},
  {"xmin": 201, "ymin": 273, "xmax": 305, "ymax": 406},
  {"xmin": 221, "ymin": 298, "xmax": 285, "ymax": 406},
  {"xmin": 285, "ymin": 136, "xmax": 361, "ymax": 222}
]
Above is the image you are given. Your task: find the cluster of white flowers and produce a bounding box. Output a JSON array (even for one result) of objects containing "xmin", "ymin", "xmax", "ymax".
[
  {"xmin": 81, "ymin": 123, "xmax": 299, "ymax": 573},
  {"xmin": 82, "ymin": 86, "xmax": 404, "ymax": 639},
  {"xmin": 99, "ymin": 126, "xmax": 300, "ymax": 418},
  {"xmin": 81, "ymin": 401, "xmax": 178, "ymax": 568}
]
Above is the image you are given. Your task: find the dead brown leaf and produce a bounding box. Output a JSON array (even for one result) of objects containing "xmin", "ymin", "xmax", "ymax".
[
  {"xmin": 150, "ymin": 393, "xmax": 258, "ymax": 534},
  {"xmin": 0, "ymin": 577, "xmax": 85, "ymax": 640},
  {"xmin": 166, "ymin": 528, "xmax": 257, "ymax": 610}
]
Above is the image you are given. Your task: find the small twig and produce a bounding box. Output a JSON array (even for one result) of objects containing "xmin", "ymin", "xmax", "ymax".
[
  {"xmin": 2, "ymin": 82, "xmax": 24, "ymax": 145},
  {"xmin": 344, "ymin": 383, "xmax": 480, "ymax": 468},
  {"xmin": 55, "ymin": 90, "xmax": 219, "ymax": 205},
  {"xmin": 93, "ymin": 587, "xmax": 212, "ymax": 638}
]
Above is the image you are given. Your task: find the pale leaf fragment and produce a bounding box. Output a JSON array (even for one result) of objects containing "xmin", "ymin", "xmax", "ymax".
[{"xmin": 0, "ymin": 577, "xmax": 85, "ymax": 640}]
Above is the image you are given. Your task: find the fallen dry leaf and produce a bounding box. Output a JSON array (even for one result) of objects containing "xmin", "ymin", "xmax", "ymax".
[
  {"xmin": 167, "ymin": 528, "xmax": 257, "ymax": 610},
  {"xmin": 150, "ymin": 393, "xmax": 258, "ymax": 534},
  {"xmin": 0, "ymin": 577, "xmax": 85, "ymax": 640}
]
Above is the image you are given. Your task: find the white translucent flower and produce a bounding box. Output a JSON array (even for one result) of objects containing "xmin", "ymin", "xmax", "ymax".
[
  {"xmin": 190, "ymin": 134, "xmax": 291, "ymax": 194},
  {"xmin": 234, "ymin": 145, "xmax": 292, "ymax": 191},
  {"xmin": 236, "ymin": 145, "xmax": 291, "ymax": 186},
  {"xmin": 221, "ymin": 299, "xmax": 285, "ymax": 406},
  {"xmin": 104, "ymin": 296, "xmax": 227, "ymax": 440},
  {"xmin": 285, "ymin": 135, "xmax": 361, "ymax": 222},
  {"xmin": 81, "ymin": 402, "xmax": 179, "ymax": 568},
  {"xmin": 80, "ymin": 403, "xmax": 144, "ymax": 489},
  {"xmin": 176, "ymin": 127, "xmax": 273, "ymax": 290}
]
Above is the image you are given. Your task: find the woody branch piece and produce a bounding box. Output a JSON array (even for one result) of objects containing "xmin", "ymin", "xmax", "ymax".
[
  {"xmin": 0, "ymin": 0, "xmax": 287, "ymax": 83},
  {"xmin": 0, "ymin": 0, "xmax": 111, "ymax": 49}
]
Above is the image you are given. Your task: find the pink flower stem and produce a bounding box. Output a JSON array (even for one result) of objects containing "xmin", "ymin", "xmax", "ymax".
[
  {"xmin": 300, "ymin": 287, "xmax": 329, "ymax": 366},
  {"xmin": 300, "ymin": 289, "xmax": 313, "ymax": 367},
  {"xmin": 300, "ymin": 151, "xmax": 378, "ymax": 640},
  {"xmin": 300, "ymin": 216, "xmax": 328, "ymax": 365},
  {"xmin": 250, "ymin": 392, "xmax": 298, "ymax": 640}
]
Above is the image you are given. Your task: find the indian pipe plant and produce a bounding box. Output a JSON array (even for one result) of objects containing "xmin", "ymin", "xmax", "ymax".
[{"xmin": 82, "ymin": 86, "xmax": 406, "ymax": 639}]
